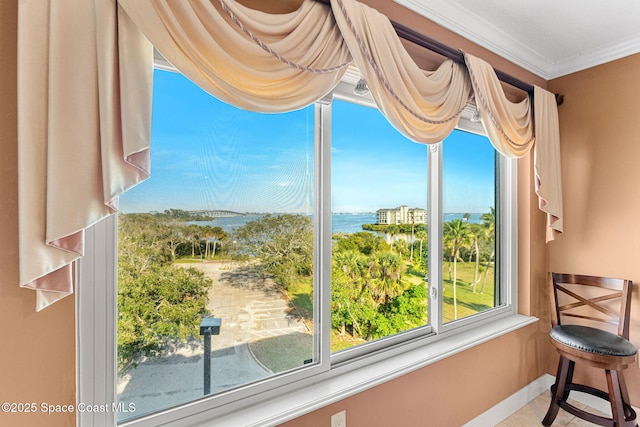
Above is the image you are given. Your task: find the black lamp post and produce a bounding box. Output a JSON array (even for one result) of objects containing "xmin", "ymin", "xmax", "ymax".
[{"xmin": 199, "ymin": 316, "xmax": 221, "ymax": 395}]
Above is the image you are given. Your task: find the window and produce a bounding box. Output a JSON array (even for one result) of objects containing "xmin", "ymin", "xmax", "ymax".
[
  {"xmin": 441, "ymin": 132, "xmax": 497, "ymax": 324},
  {"xmin": 330, "ymin": 98, "xmax": 430, "ymax": 355},
  {"xmin": 115, "ymin": 70, "xmax": 319, "ymax": 421},
  {"xmin": 78, "ymin": 67, "xmax": 528, "ymax": 427}
]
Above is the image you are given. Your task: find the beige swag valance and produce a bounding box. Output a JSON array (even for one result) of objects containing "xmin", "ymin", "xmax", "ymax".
[{"xmin": 17, "ymin": 0, "xmax": 562, "ymax": 310}]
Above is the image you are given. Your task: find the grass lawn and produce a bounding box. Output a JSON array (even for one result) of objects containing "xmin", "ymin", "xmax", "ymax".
[
  {"xmin": 441, "ymin": 261, "xmax": 496, "ymax": 322},
  {"xmin": 248, "ymin": 333, "xmax": 313, "ymax": 373},
  {"xmin": 286, "ymin": 277, "xmax": 313, "ymax": 320}
]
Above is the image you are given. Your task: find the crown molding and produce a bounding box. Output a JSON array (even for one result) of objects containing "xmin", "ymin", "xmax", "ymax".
[
  {"xmin": 394, "ymin": 0, "xmax": 640, "ymax": 80},
  {"xmin": 548, "ymin": 37, "xmax": 640, "ymax": 79}
]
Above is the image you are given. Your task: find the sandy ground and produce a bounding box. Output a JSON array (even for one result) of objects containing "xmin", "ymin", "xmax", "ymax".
[{"xmin": 116, "ymin": 260, "xmax": 309, "ymax": 422}]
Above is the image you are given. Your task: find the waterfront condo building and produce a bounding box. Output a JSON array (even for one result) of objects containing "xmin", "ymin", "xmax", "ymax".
[{"xmin": 376, "ymin": 205, "xmax": 427, "ymax": 225}]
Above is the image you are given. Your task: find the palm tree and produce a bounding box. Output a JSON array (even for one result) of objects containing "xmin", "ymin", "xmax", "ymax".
[
  {"xmin": 202, "ymin": 225, "xmax": 228, "ymax": 260},
  {"xmin": 370, "ymin": 251, "xmax": 405, "ymax": 305},
  {"xmin": 386, "ymin": 224, "xmax": 400, "ymax": 252},
  {"xmin": 332, "ymin": 250, "xmax": 369, "ymax": 336},
  {"xmin": 467, "ymin": 224, "xmax": 484, "ymax": 292},
  {"xmin": 334, "ymin": 249, "xmax": 370, "ymax": 297},
  {"xmin": 335, "ymin": 250, "xmax": 364, "ymax": 281},
  {"xmin": 416, "ymin": 230, "xmax": 427, "ymax": 265},
  {"xmin": 479, "ymin": 207, "xmax": 496, "ymax": 294},
  {"xmin": 443, "ymin": 219, "xmax": 471, "ymax": 319},
  {"xmin": 393, "ymin": 239, "xmax": 409, "ymax": 258},
  {"xmin": 409, "ymin": 221, "xmax": 415, "ymax": 261},
  {"xmin": 186, "ymin": 224, "xmax": 203, "ymax": 258}
]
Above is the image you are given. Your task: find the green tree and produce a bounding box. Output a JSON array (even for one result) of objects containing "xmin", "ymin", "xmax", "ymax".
[
  {"xmin": 467, "ymin": 223, "xmax": 484, "ymax": 292},
  {"xmin": 334, "ymin": 249, "xmax": 368, "ymax": 285},
  {"xmin": 118, "ymin": 265, "xmax": 211, "ymax": 372},
  {"xmin": 118, "ymin": 213, "xmax": 173, "ymax": 271},
  {"xmin": 370, "ymin": 251, "xmax": 406, "ymax": 304},
  {"xmin": 185, "ymin": 224, "xmax": 204, "ymax": 258},
  {"xmin": 331, "ymin": 238, "xmax": 417, "ymax": 341},
  {"xmin": 386, "ymin": 224, "xmax": 400, "ymax": 252},
  {"xmin": 373, "ymin": 284, "xmax": 427, "ymax": 338},
  {"xmin": 202, "ymin": 225, "xmax": 228, "ymax": 260},
  {"xmin": 333, "ymin": 231, "xmax": 389, "ymax": 255},
  {"xmin": 163, "ymin": 222, "xmax": 185, "ymax": 261},
  {"xmin": 393, "ymin": 238, "xmax": 410, "ymax": 258},
  {"xmin": 231, "ymin": 214, "xmax": 313, "ymax": 290},
  {"xmin": 331, "ymin": 250, "xmax": 372, "ymax": 337},
  {"xmin": 117, "ymin": 214, "xmax": 211, "ymax": 372},
  {"xmin": 409, "ymin": 221, "xmax": 415, "ymax": 261},
  {"xmin": 415, "ymin": 230, "xmax": 428, "ymax": 265},
  {"xmin": 443, "ymin": 219, "xmax": 471, "ymax": 320}
]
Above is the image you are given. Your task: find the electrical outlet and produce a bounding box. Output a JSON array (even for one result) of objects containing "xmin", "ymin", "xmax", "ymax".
[{"xmin": 331, "ymin": 410, "xmax": 346, "ymax": 427}]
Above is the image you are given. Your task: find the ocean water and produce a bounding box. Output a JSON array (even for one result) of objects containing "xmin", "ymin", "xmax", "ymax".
[
  {"xmin": 443, "ymin": 212, "xmax": 485, "ymax": 224},
  {"xmin": 192, "ymin": 212, "xmax": 485, "ymax": 235},
  {"xmin": 191, "ymin": 213, "xmax": 375, "ymax": 235}
]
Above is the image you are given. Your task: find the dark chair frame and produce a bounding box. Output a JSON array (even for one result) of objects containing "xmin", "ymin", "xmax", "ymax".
[{"xmin": 543, "ymin": 272, "xmax": 637, "ymax": 427}]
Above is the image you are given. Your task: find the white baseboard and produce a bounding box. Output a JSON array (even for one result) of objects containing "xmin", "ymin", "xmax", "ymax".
[
  {"xmin": 463, "ymin": 373, "xmax": 639, "ymax": 426},
  {"xmin": 463, "ymin": 374, "xmax": 555, "ymax": 427}
]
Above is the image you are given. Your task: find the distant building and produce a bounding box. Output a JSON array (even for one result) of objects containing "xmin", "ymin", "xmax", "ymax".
[{"xmin": 376, "ymin": 205, "xmax": 427, "ymax": 225}]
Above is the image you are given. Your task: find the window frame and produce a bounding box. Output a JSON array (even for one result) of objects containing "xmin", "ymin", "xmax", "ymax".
[{"xmin": 76, "ymin": 68, "xmax": 535, "ymax": 427}]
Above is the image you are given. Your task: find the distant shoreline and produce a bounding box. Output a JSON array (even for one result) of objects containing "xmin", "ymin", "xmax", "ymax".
[{"xmin": 119, "ymin": 211, "xmax": 490, "ymax": 235}]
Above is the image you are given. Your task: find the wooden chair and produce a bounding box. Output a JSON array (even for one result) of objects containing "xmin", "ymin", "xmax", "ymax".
[{"xmin": 543, "ymin": 273, "xmax": 638, "ymax": 427}]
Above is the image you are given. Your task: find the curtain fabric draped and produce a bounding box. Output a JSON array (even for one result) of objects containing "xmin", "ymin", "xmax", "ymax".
[
  {"xmin": 17, "ymin": 0, "xmax": 152, "ymax": 310},
  {"xmin": 464, "ymin": 53, "xmax": 534, "ymax": 158},
  {"xmin": 329, "ymin": 0, "xmax": 471, "ymax": 143},
  {"xmin": 16, "ymin": 0, "xmax": 563, "ymax": 311},
  {"xmin": 534, "ymin": 86, "xmax": 564, "ymax": 242},
  {"xmin": 117, "ymin": 0, "xmax": 352, "ymax": 113}
]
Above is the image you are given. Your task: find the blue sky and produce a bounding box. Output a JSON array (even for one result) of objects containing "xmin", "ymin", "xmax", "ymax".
[{"xmin": 119, "ymin": 70, "xmax": 495, "ymax": 215}]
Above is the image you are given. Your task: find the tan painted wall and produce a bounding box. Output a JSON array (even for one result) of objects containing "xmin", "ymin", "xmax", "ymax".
[
  {"xmin": 279, "ymin": 323, "xmax": 549, "ymax": 427},
  {"xmin": 547, "ymin": 54, "xmax": 640, "ymax": 403},
  {"xmin": 0, "ymin": 1, "xmax": 561, "ymax": 426},
  {"xmin": 0, "ymin": 2, "xmax": 77, "ymax": 427}
]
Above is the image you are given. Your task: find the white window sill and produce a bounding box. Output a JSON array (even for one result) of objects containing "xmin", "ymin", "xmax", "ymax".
[{"xmin": 171, "ymin": 314, "xmax": 538, "ymax": 427}]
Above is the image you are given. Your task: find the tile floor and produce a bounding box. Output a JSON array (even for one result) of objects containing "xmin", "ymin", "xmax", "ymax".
[{"xmin": 496, "ymin": 391, "xmax": 611, "ymax": 427}]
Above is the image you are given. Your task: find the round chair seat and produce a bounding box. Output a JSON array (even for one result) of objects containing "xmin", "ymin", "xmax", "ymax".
[{"xmin": 550, "ymin": 325, "xmax": 637, "ymax": 357}]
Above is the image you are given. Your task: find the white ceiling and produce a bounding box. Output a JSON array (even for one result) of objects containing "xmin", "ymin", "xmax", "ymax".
[{"xmin": 395, "ymin": 0, "xmax": 640, "ymax": 80}]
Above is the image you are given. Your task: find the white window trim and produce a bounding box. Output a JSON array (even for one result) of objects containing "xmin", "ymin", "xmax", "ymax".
[
  {"xmin": 198, "ymin": 315, "xmax": 537, "ymax": 427},
  {"xmin": 76, "ymin": 69, "xmax": 537, "ymax": 427},
  {"xmin": 77, "ymin": 213, "xmax": 117, "ymax": 427}
]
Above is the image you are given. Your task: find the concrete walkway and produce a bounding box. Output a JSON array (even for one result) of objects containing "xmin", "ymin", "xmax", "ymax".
[{"xmin": 117, "ymin": 261, "xmax": 309, "ymax": 421}]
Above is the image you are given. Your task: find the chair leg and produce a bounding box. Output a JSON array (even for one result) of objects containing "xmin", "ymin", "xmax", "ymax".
[
  {"xmin": 606, "ymin": 370, "xmax": 626, "ymax": 426},
  {"xmin": 617, "ymin": 371, "xmax": 635, "ymax": 421},
  {"xmin": 543, "ymin": 356, "xmax": 571, "ymax": 426},
  {"xmin": 606, "ymin": 370, "xmax": 638, "ymax": 427},
  {"xmin": 563, "ymin": 359, "xmax": 575, "ymax": 401}
]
